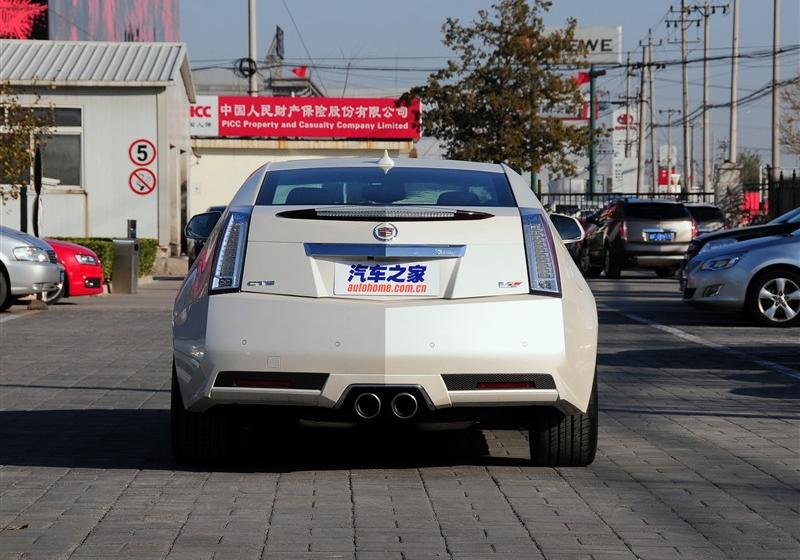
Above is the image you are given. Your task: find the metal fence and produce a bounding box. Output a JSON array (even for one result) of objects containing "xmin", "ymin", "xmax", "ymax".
[
  {"xmin": 540, "ymin": 191, "xmax": 716, "ymax": 216},
  {"xmin": 540, "ymin": 169, "xmax": 799, "ymax": 221}
]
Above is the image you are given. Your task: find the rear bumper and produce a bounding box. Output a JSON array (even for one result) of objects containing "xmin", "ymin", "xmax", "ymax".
[
  {"xmin": 174, "ymin": 292, "xmax": 597, "ymax": 414},
  {"xmin": 622, "ymin": 242, "xmax": 689, "ymax": 268}
]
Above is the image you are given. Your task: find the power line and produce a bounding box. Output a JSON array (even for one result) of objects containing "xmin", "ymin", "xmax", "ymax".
[{"xmin": 280, "ymin": 0, "xmax": 328, "ymax": 96}]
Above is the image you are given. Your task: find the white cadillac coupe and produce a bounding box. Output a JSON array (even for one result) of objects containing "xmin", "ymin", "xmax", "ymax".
[{"xmin": 172, "ymin": 154, "xmax": 598, "ymax": 466}]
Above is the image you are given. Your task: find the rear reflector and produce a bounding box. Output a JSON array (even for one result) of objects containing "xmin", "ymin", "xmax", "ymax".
[
  {"xmin": 233, "ymin": 379, "xmax": 294, "ymax": 388},
  {"xmin": 476, "ymin": 381, "xmax": 535, "ymax": 389}
]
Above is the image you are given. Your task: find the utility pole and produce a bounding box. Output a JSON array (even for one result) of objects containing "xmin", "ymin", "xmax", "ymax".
[
  {"xmin": 660, "ymin": 109, "xmax": 681, "ymax": 192},
  {"xmin": 692, "ymin": 3, "xmax": 728, "ymax": 193},
  {"xmin": 647, "ymin": 29, "xmax": 662, "ymax": 194},
  {"xmin": 588, "ymin": 66, "xmax": 606, "ymax": 197},
  {"xmin": 680, "ymin": 0, "xmax": 691, "ymax": 193},
  {"xmin": 635, "ymin": 43, "xmax": 647, "ymax": 196},
  {"xmin": 668, "ymin": 3, "xmax": 700, "ymax": 194},
  {"xmin": 728, "ymin": 0, "xmax": 739, "ymax": 163},
  {"xmin": 625, "ymin": 54, "xmax": 632, "ymax": 158},
  {"xmin": 771, "ymin": 0, "xmax": 781, "ymax": 181},
  {"xmin": 247, "ymin": 0, "xmax": 258, "ymax": 96}
]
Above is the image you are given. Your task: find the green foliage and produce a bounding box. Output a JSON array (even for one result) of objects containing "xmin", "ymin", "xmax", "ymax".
[
  {"xmin": 51, "ymin": 237, "xmax": 159, "ymax": 280},
  {"xmin": 404, "ymin": 0, "xmax": 593, "ymax": 175},
  {"xmin": 738, "ymin": 150, "xmax": 762, "ymax": 185},
  {"xmin": 137, "ymin": 238, "xmax": 158, "ymax": 279},
  {"xmin": 0, "ymin": 82, "xmax": 54, "ymax": 204}
]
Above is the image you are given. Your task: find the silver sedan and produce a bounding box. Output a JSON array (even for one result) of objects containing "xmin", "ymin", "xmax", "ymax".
[{"xmin": 683, "ymin": 229, "xmax": 800, "ymax": 327}]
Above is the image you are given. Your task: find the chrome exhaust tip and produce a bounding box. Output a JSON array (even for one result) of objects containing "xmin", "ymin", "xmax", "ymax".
[
  {"xmin": 390, "ymin": 392, "xmax": 418, "ymax": 420},
  {"xmin": 354, "ymin": 393, "xmax": 381, "ymax": 419}
]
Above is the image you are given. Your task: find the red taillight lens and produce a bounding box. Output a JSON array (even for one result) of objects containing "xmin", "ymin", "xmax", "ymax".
[
  {"xmin": 691, "ymin": 218, "xmax": 699, "ymax": 238},
  {"xmin": 476, "ymin": 381, "xmax": 535, "ymax": 389},
  {"xmin": 621, "ymin": 220, "xmax": 628, "ymax": 240}
]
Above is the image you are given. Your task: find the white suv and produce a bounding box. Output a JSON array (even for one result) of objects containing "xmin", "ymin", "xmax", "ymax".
[{"xmin": 172, "ymin": 156, "xmax": 598, "ymax": 466}]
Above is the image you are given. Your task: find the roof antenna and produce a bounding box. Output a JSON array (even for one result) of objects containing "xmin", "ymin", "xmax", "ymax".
[{"xmin": 377, "ymin": 149, "xmax": 394, "ymax": 174}]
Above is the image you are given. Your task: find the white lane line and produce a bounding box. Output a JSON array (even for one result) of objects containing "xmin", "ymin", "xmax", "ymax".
[
  {"xmin": 597, "ymin": 302, "xmax": 800, "ymax": 382},
  {"xmin": 0, "ymin": 313, "xmax": 24, "ymax": 324}
]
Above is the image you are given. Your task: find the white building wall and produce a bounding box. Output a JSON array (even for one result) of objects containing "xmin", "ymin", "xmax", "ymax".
[
  {"xmin": 2, "ymin": 88, "xmax": 160, "ymax": 239},
  {"xmin": 2, "ymin": 81, "xmax": 191, "ymax": 250}
]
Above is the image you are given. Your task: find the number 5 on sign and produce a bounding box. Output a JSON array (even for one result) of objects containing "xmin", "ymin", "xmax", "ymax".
[{"xmin": 128, "ymin": 139, "xmax": 156, "ymax": 166}]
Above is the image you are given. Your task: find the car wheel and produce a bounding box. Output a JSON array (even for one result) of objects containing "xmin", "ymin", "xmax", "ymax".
[
  {"xmin": 0, "ymin": 271, "xmax": 11, "ymax": 312},
  {"xmin": 42, "ymin": 278, "xmax": 65, "ymax": 305},
  {"xmin": 171, "ymin": 364, "xmax": 236, "ymax": 464},
  {"xmin": 655, "ymin": 266, "xmax": 678, "ymax": 278},
  {"xmin": 603, "ymin": 247, "xmax": 621, "ymax": 279},
  {"xmin": 580, "ymin": 244, "xmax": 601, "ymax": 278},
  {"xmin": 746, "ymin": 269, "xmax": 800, "ymax": 328},
  {"xmin": 528, "ymin": 377, "xmax": 597, "ymax": 467}
]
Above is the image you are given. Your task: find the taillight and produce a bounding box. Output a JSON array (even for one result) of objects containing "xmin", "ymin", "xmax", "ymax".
[
  {"xmin": 621, "ymin": 220, "xmax": 628, "ymax": 240},
  {"xmin": 520, "ymin": 209, "xmax": 561, "ymax": 297},
  {"xmin": 210, "ymin": 210, "xmax": 251, "ymax": 293},
  {"xmin": 691, "ymin": 218, "xmax": 699, "ymax": 239}
]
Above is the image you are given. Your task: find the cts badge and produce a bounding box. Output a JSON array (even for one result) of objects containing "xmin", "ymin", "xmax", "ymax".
[{"xmin": 373, "ymin": 223, "xmax": 398, "ymax": 241}]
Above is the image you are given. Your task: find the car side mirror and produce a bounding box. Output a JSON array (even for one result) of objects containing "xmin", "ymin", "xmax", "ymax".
[
  {"xmin": 550, "ymin": 213, "xmax": 585, "ymax": 245},
  {"xmin": 185, "ymin": 211, "xmax": 222, "ymax": 241}
]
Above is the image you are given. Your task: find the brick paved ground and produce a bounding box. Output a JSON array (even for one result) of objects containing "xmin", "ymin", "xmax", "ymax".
[{"xmin": 0, "ymin": 277, "xmax": 798, "ymax": 559}]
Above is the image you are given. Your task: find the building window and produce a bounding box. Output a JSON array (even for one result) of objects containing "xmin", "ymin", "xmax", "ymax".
[
  {"xmin": 0, "ymin": 105, "xmax": 83, "ymax": 189},
  {"xmin": 38, "ymin": 107, "xmax": 82, "ymax": 188}
]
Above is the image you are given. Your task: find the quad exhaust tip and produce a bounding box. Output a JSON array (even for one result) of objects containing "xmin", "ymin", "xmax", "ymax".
[
  {"xmin": 391, "ymin": 392, "xmax": 418, "ymax": 420},
  {"xmin": 354, "ymin": 393, "xmax": 381, "ymax": 419}
]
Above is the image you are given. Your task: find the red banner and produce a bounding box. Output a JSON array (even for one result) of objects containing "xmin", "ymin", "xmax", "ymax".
[{"xmin": 189, "ymin": 96, "xmax": 420, "ymax": 140}]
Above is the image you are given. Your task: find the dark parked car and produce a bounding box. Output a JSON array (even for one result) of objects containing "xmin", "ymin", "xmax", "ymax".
[
  {"xmin": 686, "ymin": 203, "xmax": 726, "ymax": 235},
  {"xmin": 579, "ymin": 198, "xmax": 696, "ymax": 278},
  {"xmin": 187, "ymin": 205, "xmax": 225, "ymax": 267}
]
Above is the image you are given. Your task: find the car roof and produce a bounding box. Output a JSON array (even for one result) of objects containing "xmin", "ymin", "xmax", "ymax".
[
  {"xmin": 623, "ymin": 198, "xmax": 683, "ymax": 204},
  {"xmin": 685, "ymin": 203, "xmax": 721, "ymax": 208},
  {"xmin": 265, "ymin": 157, "xmax": 505, "ymax": 174}
]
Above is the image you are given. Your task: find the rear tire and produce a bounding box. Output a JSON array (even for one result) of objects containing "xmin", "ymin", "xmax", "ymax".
[
  {"xmin": 0, "ymin": 272, "xmax": 11, "ymax": 312},
  {"xmin": 171, "ymin": 365, "xmax": 236, "ymax": 465},
  {"xmin": 655, "ymin": 266, "xmax": 678, "ymax": 278},
  {"xmin": 528, "ymin": 378, "xmax": 597, "ymax": 467},
  {"xmin": 603, "ymin": 247, "xmax": 621, "ymax": 279},
  {"xmin": 579, "ymin": 244, "xmax": 601, "ymax": 278}
]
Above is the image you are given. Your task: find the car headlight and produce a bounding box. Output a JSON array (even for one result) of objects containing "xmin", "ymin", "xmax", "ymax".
[
  {"xmin": 76, "ymin": 254, "xmax": 98, "ymax": 265},
  {"xmin": 13, "ymin": 246, "xmax": 49, "ymax": 262},
  {"xmin": 700, "ymin": 254, "xmax": 743, "ymax": 271},
  {"xmin": 700, "ymin": 238, "xmax": 737, "ymax": 254}
]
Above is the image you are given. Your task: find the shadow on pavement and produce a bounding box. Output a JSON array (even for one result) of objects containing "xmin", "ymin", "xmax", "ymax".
[
  {"xmin": 598, "ymin": 344, "xmax": 800, "ymax": 374},
  {"xmin": 0, "ymin": 409, "xmax": 530, "ymax": 472}
]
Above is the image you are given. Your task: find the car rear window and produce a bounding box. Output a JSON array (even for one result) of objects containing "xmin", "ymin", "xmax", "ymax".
[
  {"xmin": 624, "ymin": 203, "xmax": 691, "ymax": 220},
  {"xmin": 255, "ymin": 167, "xmax": 516, "ymax": 207},
  {"xmin": 687, "ymin": 206, "xmax": 724, "ymax": 221}
]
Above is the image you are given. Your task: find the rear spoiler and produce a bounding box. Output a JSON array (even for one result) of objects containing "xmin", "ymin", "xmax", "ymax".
[{"xmin": 276, "ymin": 206, "xmax": 493, "ymax": 221}]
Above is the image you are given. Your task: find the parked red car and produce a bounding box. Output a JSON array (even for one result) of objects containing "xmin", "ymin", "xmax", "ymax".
[{"xmin": 43, "ymin": 239, "xmax": 105, "ymax": 304}]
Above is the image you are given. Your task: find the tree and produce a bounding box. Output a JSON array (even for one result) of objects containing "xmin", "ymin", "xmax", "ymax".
[
  {"xmin": 737, "ymin": 150, "xmax": 762, "ymax": 185},
  {"xmin": 404, "ymin": 0, "xmax": 592, "ymax": 175},
  {"xmin": 781, "ymin": 75, "xmax": 800, "ymax": 156},
  {"xmin": 0, "ymin": 82, "xmax": 54, "ymax": 204}
]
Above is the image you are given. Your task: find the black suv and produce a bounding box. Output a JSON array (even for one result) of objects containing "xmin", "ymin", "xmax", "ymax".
[{"xmin": 579, "ymin": 199, "xmax": 695, "ymax": 278}]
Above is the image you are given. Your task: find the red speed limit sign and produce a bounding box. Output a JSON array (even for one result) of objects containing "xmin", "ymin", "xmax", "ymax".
[
  {"xmin": 129, "ymin": 168, "xmax": 156, "ymax": 195},
  {"xmin": 129, "ymin": 138, "xmax": 156, "ymax": 166}
]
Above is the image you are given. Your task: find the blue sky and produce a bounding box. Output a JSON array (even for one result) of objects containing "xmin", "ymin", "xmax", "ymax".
[{"xmin": 181, "ymin": 1, "xmax": 800, "ymax": 167}]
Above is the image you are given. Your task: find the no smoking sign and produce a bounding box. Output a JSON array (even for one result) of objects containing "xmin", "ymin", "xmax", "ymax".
[{"xmin": 129, "ymin": 168, "xmax": 156, "ymax": 195}]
